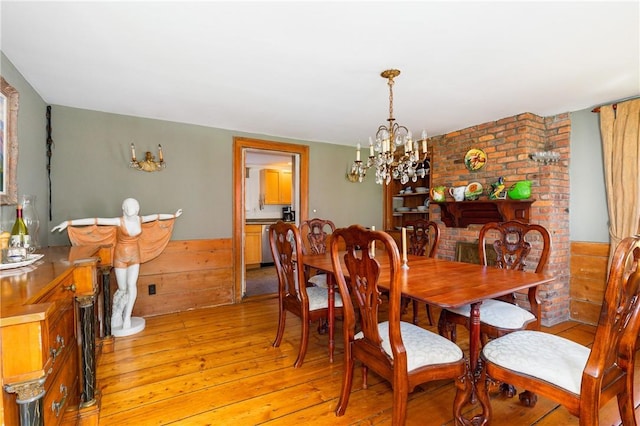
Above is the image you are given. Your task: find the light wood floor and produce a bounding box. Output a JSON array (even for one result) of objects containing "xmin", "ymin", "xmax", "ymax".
[{"xmin": 97, "ymin": 296, "xmax": 640, "ymax": 425}]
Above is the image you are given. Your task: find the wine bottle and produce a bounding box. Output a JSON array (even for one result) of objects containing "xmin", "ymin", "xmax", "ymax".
[
  {"xmin": 10, "ymin": 205, "xmax": 30, "ymax": 248},
  {"xmin": 7, "ymin": 205, "xmax": 30, "ymax": 262}
]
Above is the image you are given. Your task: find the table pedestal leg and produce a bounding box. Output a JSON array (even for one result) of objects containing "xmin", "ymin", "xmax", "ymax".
[{"xmin": 453, "ymin": 301, "xmax": 491, "ymax": 425}]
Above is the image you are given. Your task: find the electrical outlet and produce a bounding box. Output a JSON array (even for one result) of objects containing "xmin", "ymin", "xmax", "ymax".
[{"xmin": 148, "ymin": 284, "xmax": 156, "ymax": 295}]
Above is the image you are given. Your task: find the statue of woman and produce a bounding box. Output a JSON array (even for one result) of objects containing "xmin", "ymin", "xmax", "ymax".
[{"xmin": 52, "ymin": 198, "xmax": 182, "ymax": 336}]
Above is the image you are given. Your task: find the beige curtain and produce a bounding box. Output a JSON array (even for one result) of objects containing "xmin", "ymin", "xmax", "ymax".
[{"xmin": 600, "ymin": 98, "xmax": 640, "ymax": 267}]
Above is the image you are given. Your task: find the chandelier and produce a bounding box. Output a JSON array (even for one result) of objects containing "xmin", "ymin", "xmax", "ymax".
[{"xmin": 349, "ymin": 69, "xmax": 429, "ymax": 185}]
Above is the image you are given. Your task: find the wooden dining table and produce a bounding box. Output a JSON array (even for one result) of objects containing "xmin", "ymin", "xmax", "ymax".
[{"xmin": 301, "ymin": 249, "xmax": 554, "ymax": 421}]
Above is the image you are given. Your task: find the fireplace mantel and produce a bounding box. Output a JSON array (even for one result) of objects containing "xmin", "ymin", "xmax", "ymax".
[{"xmin": 437, "ymin": 199, "xmax": 535, "ymax": 228}]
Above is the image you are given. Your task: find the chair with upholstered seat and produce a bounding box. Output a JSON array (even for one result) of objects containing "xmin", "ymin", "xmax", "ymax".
[
  {"xmin": 299, "ymin": 218, "xmax": 336, "ymax": 288},
  {"xmin": 438, "ymin": 220, "xmax": 551, "ymax": 344},
  {"xmin": 403, "ymin": 219, "xmax": 440, "ymax": 325},
  {"xmin": 330, "ymin": 224, "xmax": 469, "ymax": 425},
  {"xmin": 437, "ymin": 220, "xmax": 550, "ymax": 400},
  {"xmin": 477, "ymin": 234, "xmax": 640, "ymax": 422},
  {"xmin": 270, "ymin": 220, "xmax": 343, "ymax": 368}
]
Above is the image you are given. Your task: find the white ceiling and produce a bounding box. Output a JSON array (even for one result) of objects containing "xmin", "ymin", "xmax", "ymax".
[{"xmin": 1, "ymin": 1, "xmax": 638, "ymax": 147}]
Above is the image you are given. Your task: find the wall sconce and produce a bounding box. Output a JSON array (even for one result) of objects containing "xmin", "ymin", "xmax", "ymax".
[
  {"xmin": 129, "ymin": 143, "xmax": 166, "ymax": 172},
  {"xmin": 530, "ymin": 150, "xmax": 560, "ymax": 165}
]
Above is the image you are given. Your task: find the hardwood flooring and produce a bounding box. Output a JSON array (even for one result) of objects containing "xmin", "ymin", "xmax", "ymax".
[{"xmin": 97, "ymin": 297, "xmax": 640, "ymax": 425}]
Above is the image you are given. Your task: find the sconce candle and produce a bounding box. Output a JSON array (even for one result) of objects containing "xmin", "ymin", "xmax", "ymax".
[
  {"xmin": 356, "ymin": 143, "xmax": 361, "ymax": 162},
  {"xmin": 129, "ymin": 143, "xmax": 166, "ymax": 172}
]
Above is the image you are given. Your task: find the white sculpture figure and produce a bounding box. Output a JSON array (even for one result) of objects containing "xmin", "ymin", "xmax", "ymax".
[{"xmin": 52, "ymin": 198, "xmax": 182, "ymax": 337}]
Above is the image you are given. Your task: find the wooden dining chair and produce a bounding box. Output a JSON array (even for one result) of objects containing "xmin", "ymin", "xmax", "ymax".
[
  {"xmin": 478, "ymin": 234, "xmax": 640, "ymax": 423},
  {"xmin": 330, "ymin": 224, "xmax": 470, "ymax": 425},
  {"xmin": 404, "ymin": 219, "xmax": 440, "ymax": 325},
  {"xmin": 438, "ymin": 220, "xmax": 551, "ymax": 344},
  {"xmin": 299, "ymin": 218, "xmax": 336, "ymax": 288},
  {"xmin": 270, "ymin": 220, "xmax": 343, "ymax": 368}
]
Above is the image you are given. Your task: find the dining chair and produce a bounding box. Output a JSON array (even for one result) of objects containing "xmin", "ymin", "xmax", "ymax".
[
  {"xmin": 478, "ymin": 234, "xmax": 640, "ymax": 423},
  {"xmin": 270, "ymin": 220, "xmax": 343, "ymax": 368},
  {"xmin": 330, "ymin": 224, "xmax": 470, "ymax": 425},
  {"xmin": 403, "ymin": 219, "xmax": 440, "ymax": 325},
  {"xmin": 299, "ymin": 218, "xmax": 336, "ymax": 288},
  {"xmin": 437, "ymin": 220, "xmax": 550, "ymax": 399},
  {"xmin": 438, "ymin": 220, "xmax": 551, "ymax": 343}
]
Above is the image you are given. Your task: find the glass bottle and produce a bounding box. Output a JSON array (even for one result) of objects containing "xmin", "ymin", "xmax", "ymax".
[
  {"xmin": 21, "ymin": 195, "xmax": 40, "ymax": 249},
  {"xmin": 7, "ymin": 205, "xmax": 29, "ymax": 262}
]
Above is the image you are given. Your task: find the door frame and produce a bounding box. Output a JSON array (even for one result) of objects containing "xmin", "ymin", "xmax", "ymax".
[{"xmin": 233, "ymin": 137, "xmax": 309, "ymax": 302}]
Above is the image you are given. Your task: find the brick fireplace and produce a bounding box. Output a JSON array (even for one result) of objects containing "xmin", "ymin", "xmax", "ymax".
[{"xmin": 429, "ymin": 112, "xmax": 570, "ymax": 326}]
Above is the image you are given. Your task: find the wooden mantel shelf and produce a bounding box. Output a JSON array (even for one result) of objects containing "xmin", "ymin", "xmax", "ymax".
[{"xmin": 437, "ymin": 199, "xmax": 535, "ymax": 228}]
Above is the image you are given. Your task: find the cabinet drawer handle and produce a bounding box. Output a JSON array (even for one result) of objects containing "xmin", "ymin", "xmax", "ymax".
[
  {"xmin": 51, "ymin": 384, "xmax": 68, "ymax": 417},
  {"xmin": 63, "ymin": 283, "xmax": 76, "ymax": 292},
  {"xmin": 50, "ymin": 335, "xmax": 65, "ymax": 361}
]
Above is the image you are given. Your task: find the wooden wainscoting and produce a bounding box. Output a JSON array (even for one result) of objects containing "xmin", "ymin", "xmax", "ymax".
[
  {"xmin": 131, "ymin": 239, "xmax": 234, "ymax": 317},
  {"xmin": 570, "ymin": 241, "xmax": 609, "ymax": 325}
]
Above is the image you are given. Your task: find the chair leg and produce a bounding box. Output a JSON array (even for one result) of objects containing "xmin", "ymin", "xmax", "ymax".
[
  {"xmin": 294, "ymin": 317, "xmax": 310, "ymax": 368},
  {"xmin": 425, "ymin": 303, "xmax": 434, "ymax": 326},
  {"xmin": 400, "ymin": 296, "xmax": 410, "ymax": 315},
  {"xmin": 272, "ymin": 307, "xmax": 286, "ymax": 347},
  {"xmin": 437, "ymin": 310, "xmax": 457, "ymax": 342},
  {"xmin": 362, "ymin": 364, "xmax": 369, "ymax": 389},
  {"xmin": 412, "ymin": 299, "xmax": 419, "ymax": 325},
  {"xmin": 617, "ymin": 387, "xmax": 637, "ymax": 426},
  {"xmin": 391, "ymin": 390, "xmax": 408, "ymax": 426},
  {"xmin": 335, "ymin": 346, "xmax": 355, "ymax": 416},
  {"xmin": 317, "ymin": 318, "xmax": 328, "ymax": 335},
  {"xmin": 518, "ymin": 390, "xmax": 538, "ymax": 407}
]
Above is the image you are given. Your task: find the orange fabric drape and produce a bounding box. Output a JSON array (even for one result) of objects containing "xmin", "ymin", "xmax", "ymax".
[
  {"xmin": 67, "ymin": 219, "xmax": 175, "ymax": 264},
  {"xmin": 599, "ymin": 98, "xmax": 640, "ymax": 267}
]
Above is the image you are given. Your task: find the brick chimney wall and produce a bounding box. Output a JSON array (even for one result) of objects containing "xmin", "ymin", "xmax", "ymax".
[{"xmin": 428, "ymin": 112, "xmax": 571, "ymax": 326}]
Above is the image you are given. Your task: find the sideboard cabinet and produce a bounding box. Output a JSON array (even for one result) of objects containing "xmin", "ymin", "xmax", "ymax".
[{"xmin": 1, "ymin": 245, "xmax": 112, "ymax": 425}]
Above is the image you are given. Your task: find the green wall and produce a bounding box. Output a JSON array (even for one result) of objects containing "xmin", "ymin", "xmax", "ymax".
[{"xmin": 1, "ymin": 52, "xmax": 382, "ymax": 247}]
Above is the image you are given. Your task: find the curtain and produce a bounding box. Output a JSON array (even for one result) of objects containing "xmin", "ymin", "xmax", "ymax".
[{"xmin": 600, "ymin": 98, "xmax": 640, "ymax": 268}]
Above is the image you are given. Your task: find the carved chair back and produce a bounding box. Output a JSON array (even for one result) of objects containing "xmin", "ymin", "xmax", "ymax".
[
  {"xmin": 300, "ymin": 218, "xmax": 336, "ymax": 255},
  {"xmin": 406, "ymin": 219, "xmax": 440, "ymax": 258}
]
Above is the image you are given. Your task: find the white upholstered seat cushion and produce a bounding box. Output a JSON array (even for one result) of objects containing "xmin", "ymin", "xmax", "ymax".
[
  {"xmin": 445, "ymin": 299, "xmax": 536, "ymax": 329},
  {"xmin": 308, "ymin": 273, "xmax": 328, "ymax": 288},
  {"xmin": 482, "ymin": 330, "xmax": 590, "ymax": 395},
  {"xmin": 304, "ymin": 285, "xmax": 343, "ymax": 311},
  {"xmin": 355, "ymin": 321, "xmax": 463, "ymax": 372}
]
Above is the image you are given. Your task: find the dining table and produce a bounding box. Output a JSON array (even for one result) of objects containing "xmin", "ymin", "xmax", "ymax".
[{"xmin": 301, "ymin": 249, "xmax": 555, "ymax": 422}]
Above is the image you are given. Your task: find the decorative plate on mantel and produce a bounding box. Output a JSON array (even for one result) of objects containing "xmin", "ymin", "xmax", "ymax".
[{"xmin": 464, "ymin": 148, "xmax": 487, "ymax": 171}]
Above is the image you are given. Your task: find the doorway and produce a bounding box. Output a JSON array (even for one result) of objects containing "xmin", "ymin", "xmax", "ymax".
[{"xmin": 232, "ymin": 137, "xmax": 309, "ymax": 302}]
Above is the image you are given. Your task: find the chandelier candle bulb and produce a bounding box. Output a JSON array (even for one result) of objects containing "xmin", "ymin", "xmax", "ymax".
[
  {"xmin": 130, "ymin": 143, "xmax": 137, "ymax": 161},
  {"xmin": 158, "ymin": 144, "xmax": 164, "ymax": 162},
  {"xmin": 356, "ymin": 143, "xmax": 361, "ymax": 162},
  {"xmin": 369, "ymin": 141, "xmax": 374, "ymax": 157}
]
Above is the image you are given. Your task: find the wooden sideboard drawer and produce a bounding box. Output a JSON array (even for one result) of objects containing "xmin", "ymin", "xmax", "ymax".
[
  {"xmin": 47, "ymin": 299, "xmax": 76, "ymax": 373},
  {"xmin": 43, "ymin": 343, "xmax": 79, "ymax": 426},
  {"xmin": 39, "ymin": 272, "xmax": 78, "ymax": 304}
]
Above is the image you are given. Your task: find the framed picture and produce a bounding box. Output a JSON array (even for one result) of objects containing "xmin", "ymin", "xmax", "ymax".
[{"xmin": 1, "ymin": 76, "xmax": 19, "ymax": 205}]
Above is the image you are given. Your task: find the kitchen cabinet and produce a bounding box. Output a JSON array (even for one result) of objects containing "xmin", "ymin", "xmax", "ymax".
[
  {"xmin": 383, "ymin": 153, "xmax": 432, "ymax": 233},
  {"xmin": 245, "ymin": 224, "xmax": 262, "ymax": 267},
  {"xmin": 261, "ymin": 169, "xmax": 292, "ymax": 205}
]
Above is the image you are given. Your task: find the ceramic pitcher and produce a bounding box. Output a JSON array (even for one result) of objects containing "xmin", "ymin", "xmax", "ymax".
[
  {"xmin": 430, "ymin": 186, "xmax": 447, "ymax": 203},
  {"xmin": 449, "ymin": 186, "xmax": 466, "ymax": 202}
]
